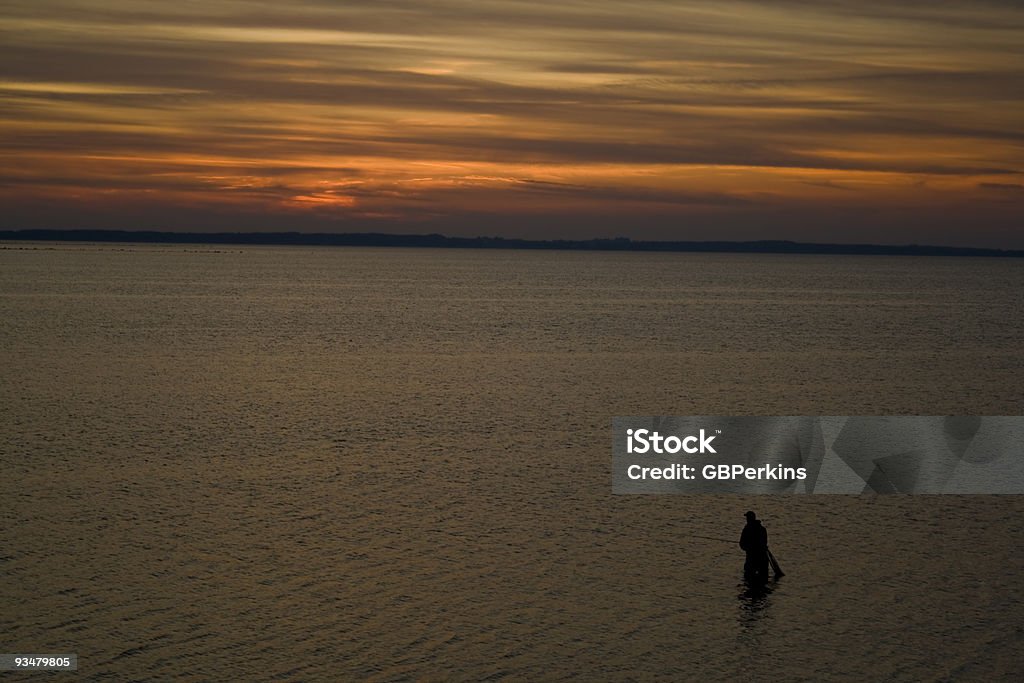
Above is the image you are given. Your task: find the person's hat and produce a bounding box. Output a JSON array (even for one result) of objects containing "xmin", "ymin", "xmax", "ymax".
[{"xmin": 744, "ymin": 510, "xmax": 756, "ymax": 519}]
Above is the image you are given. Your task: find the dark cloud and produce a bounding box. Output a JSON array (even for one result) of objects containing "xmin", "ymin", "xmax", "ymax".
[{"xmin": 978, "ymin": 182, "xmax": 1024, "ymax": 191}]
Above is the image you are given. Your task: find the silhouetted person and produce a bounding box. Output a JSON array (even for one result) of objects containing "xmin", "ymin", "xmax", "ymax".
[{"xmin": 739, "ymin": 511, "xmax": 768, "ymax": 582}]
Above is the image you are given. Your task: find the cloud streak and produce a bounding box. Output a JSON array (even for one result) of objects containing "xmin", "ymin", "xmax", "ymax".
[{"xmin": 1, "ymin": 0, "xmax": 1022, "ymax": 245}]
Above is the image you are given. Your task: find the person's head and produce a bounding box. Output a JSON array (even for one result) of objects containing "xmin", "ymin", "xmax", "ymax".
[{"xmin": 744, "ymin": 510, "xmax": 757, "ymax": 522}]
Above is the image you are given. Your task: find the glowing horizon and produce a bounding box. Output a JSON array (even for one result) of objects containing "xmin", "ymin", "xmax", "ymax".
[{"xmin": 1, "ymin": 1, "xmax": 1022, "ymax": 246}]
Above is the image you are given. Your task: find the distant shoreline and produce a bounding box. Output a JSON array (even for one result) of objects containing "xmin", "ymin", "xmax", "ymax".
[{"xmin": 2, "ymin": 229, "xmax": 1022, "ymax": 258}]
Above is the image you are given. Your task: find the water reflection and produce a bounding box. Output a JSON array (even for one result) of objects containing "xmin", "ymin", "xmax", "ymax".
[{"xmin": 737, "ymin": 576, "xmax": 778, "ymax": 628}]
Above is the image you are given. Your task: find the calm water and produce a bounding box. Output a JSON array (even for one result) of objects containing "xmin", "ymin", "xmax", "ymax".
[{"xmin": 2, "ymin": 243, "xmax": 1023, "ymax": 680}]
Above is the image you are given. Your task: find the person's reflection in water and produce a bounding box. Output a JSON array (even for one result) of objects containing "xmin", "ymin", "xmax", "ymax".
[{"xmin": 737, "ymin": 578, "xmax": 775, "ymax": 629}]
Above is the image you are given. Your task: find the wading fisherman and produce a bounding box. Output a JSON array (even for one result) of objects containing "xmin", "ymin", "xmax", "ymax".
[{"xmin": 739, "ymin": 510, "xmax": 769, "ymax": 581}]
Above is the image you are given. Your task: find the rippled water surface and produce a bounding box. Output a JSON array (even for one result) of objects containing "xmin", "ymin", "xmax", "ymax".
[{"xmin": 2, "ymin": 244, "xmax": 1023, "ymax": 680}]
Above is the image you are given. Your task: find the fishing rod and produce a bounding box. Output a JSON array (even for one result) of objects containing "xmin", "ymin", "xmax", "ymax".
[
  {"xmin": 692, "ymin": 534, "xmax": 735, "ymax": 544},
  {"xmin": 692, "ymin": 534, "xmax": 786, "ymax": 577}
]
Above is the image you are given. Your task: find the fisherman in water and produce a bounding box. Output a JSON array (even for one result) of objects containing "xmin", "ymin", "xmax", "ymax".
[{"xmin": 739, "ymin": 510, "xmax": 769, "ymax": 581}]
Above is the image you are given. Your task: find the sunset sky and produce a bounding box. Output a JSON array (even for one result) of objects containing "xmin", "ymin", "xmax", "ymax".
[{"xmin": 1, "ymin": 1, "xmax": 1022, "ymax": 246}]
